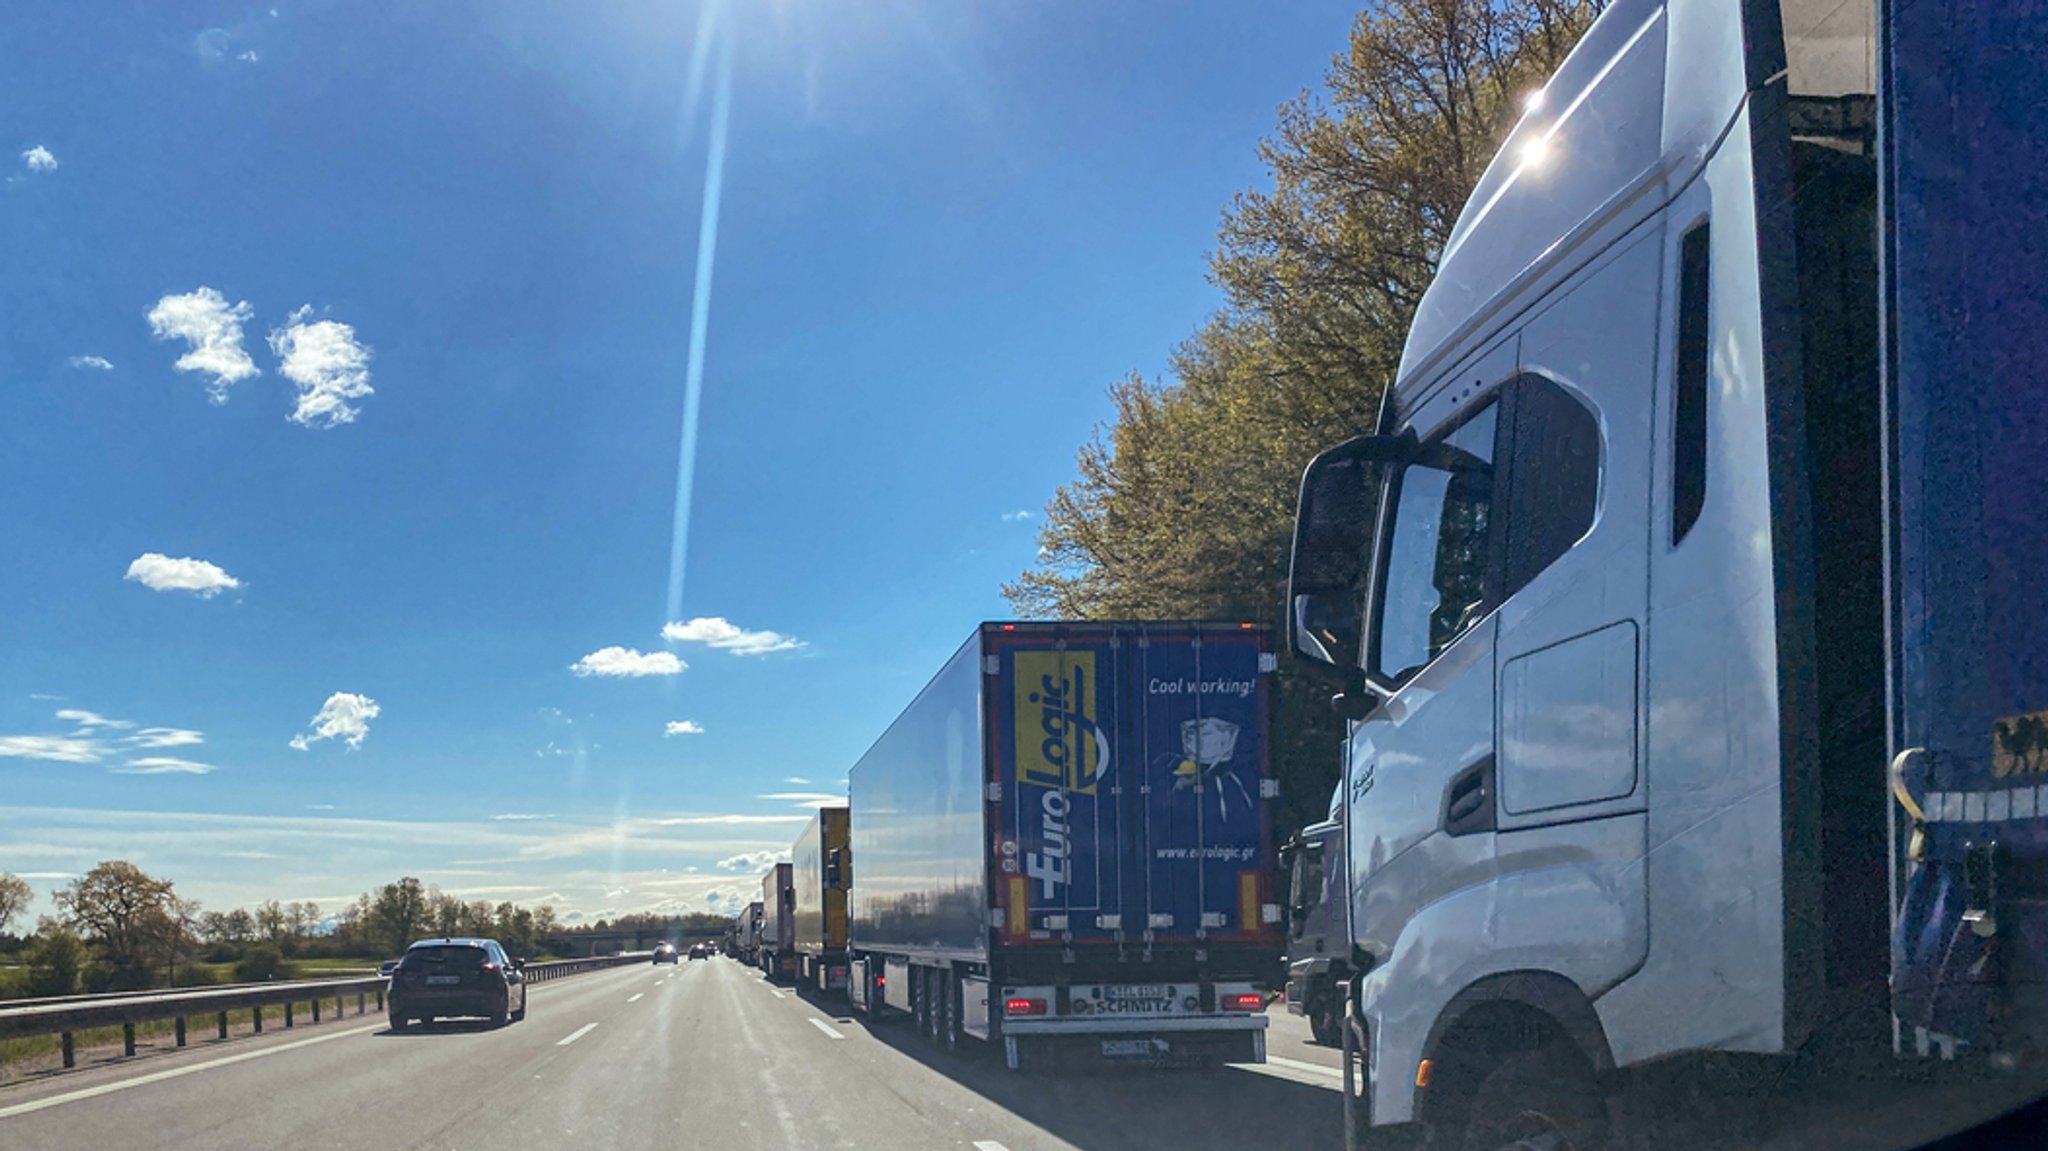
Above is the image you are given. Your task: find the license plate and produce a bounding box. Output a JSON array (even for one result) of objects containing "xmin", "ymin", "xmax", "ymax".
[
  {"xmin": 1103, "ymin": 984, "xmax": 1170, "ymax": 1000},
  {"xmin": 1102, "ymin": 1038, "xmax": 1165, "ymax": 1058},
  {"xmin": 426, "ymin": 975, "xmax": 461, "ymax": 985}
]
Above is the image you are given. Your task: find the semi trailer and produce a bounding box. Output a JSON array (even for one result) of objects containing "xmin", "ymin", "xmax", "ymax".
[
  {"xmin": 757, "ymin": 862, "xmax": 796, "ymax": 982},
  {"xmin": 845, "ymin": 620, "xmax": 1284, "ymax": 1069},
  {"xmin": 792, "ymin": 805, "xmax": 852, "ymax": 993}
]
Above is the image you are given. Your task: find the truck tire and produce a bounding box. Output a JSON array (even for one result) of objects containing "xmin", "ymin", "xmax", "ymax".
[
  {"xmin": 1454, "ymin": 1043, "xmax": 1606, "ymax": 1151},
  {"xmin": 942, "ymin": 971, "xmax": 961, "ymax": 1053},
  {"xmin": 911, "ymin": 967, "xmax": 931, "ymax": 1036},
  {"xmin": 1309, "ymin": 989, "xmax": 1342, "ymax": 1047}
]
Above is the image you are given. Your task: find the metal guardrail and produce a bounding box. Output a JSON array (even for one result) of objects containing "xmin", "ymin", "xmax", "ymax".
[{"xmin": 0, "ymin": 952, "xmax": 649, "ymax": 1070}]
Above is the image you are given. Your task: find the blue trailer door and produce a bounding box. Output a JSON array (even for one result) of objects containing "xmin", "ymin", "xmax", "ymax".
[
  {"xmin": 1133, "ymin": 629, "xmax": 1273, "ymax": 943},
  {"xmin": 1884, "ymin": 0, "xmax": 2048, "ymax": 1060}
]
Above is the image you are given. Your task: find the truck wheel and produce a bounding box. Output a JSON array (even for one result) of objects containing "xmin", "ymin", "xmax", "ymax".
[
  {"xmin": 1309, "ymin": 992, "xmax": 1342, "ymax": 1047},
  {"xmin": 942, "ymin": 972, "xmax": 961, "ymax": 1053},
  {"xmin": 1455, "ymin": 1044, "xmax": 1606, "ymax": 1151},
  {"xmin": 911, "ymin": 968, "xmax": 930, "ymax": 1036}
]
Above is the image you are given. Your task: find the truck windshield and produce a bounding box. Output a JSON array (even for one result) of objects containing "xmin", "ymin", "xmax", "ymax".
[{"xmin": 1375, "ymin": 403, "xmax": 1498, "ymax": 679}]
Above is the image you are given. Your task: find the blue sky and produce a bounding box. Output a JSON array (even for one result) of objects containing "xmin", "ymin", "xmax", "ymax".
[{"xmin": 0, "ymin": 1, "xmax": 1357, "ymax": 925}]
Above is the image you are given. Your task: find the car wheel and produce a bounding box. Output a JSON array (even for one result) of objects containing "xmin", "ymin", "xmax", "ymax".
[
  {"xmin": 390, "ymin": 1014, "xmax": 410, "ymax": 1031},
  {"xmin": 510, "ymin": 996, "xmax": 526, "ymax": 1023},
  {"xmin": 491, "ymin": 1003, "xmax": 510, "ymax": 1028}
]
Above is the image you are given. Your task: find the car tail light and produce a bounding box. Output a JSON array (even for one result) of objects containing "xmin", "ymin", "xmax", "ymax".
[
  {"xmin": 1005, "ymin": 998, "xmax": 1047, "ymax": 1017},
  {"xmin": 1222, "ymin": 993, "xmax": 1263, "ymax": 1012},
  {"xmin": 480, "ymin": 961, "xmax": 500, "ymax": 974}
]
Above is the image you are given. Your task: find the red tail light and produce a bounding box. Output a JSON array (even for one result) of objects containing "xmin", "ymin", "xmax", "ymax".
[
  {"xmin": 1222, "ymin": 993, "xmax": 1263, "ymax": 1012},
  {"xmin": 480, "ymin": 962, "xmax": 500, "ymax": 974},
  {"xmin": 876, "ymin": 976, "xmax": 886, "ymax": 986},
  {"xmin": 1005, "ymin": 998, "xmax": 1047, "ymax": 1017}
]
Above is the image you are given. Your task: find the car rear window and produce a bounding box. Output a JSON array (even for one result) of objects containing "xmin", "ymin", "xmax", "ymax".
[{"xmin": 402, "ymin": 945, "xmax": 489, "ymax": 969}]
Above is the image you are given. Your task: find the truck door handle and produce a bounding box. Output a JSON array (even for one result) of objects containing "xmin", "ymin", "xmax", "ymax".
[{"xmin": 1442, "ymin": 755, "xmax": 1495, "ymax": 837}]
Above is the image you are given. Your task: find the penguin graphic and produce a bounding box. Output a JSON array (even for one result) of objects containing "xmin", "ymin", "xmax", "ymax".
[{"xmin": 1169, "ymin": 717, "xmax": 1252, "ymax": 819}]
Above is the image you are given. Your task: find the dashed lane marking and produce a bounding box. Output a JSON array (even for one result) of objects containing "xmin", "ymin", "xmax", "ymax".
[
  {"xmin": 808, "ymin": 1018, "xmax": 845, "ymax": 1040},
  {"xmin": 556, "ymin": 1023, "xmax": 599, "ymax": 1047},
  {"xmin": 628, "ymin": 993, "xmax": 644, "ymax": 1003}
]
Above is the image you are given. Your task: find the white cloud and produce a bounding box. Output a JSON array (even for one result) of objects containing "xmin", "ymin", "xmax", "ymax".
[
  {"xmin": 491, "ymin": 813, "xmax": 555, "ymax": 821},
  {"xmin": 305, "ymin": 803, "xmax": 337, "ymax": 811},
  {"xmin": 654, "ymin": 814, "xmax": 810, "ymax": 826},
  {"xmin": 716, "ymin": 850, "xmax": 785, "ymax": 872},
  {"xmin": 239, "ymin": 50, "xmax": 259, "ymax": 63},
  {"xmin": 664, "ymin": 720, "xmax": 705, "ymax": 736},
  {"xmin": 1002, "ymin": 509, "xmax": 1034, "ymax": 522},
  {"xmin": 56, "ymin": 709, "xmax": 132, "ymax": 732},
  {"xmin": 757, "ymin": 791, "xmax": 844, "ymax": 809},
  {"xmin": 661, "ymin": 617, "xmax": 803, "ymax": 656},
  {"xmin": 113, "ymin": 757, "xmax": 215, "ymax": 775},
  {"xmin": 28, "ymin": 693, "xmax": 65, "ymax": 702},
  {"xmin": 289, "ymin": 691, "xmax": 380, "ymax": 751},
  {"xmin": 570, "ymin": 647, "xmax": 684, "ymax": 678},
  {"xmin": 784, "ymin": 776, "xmax": 809, "ymax": 785},
  {"xmin": 69, "ymin": 355, "xmax": 113, "ymax": 371},
  {"xmin": 129, "ymin": 727, "xmax": 204, "ymax": 749},
  {"xmin": 269, "ymin": 306, "xmax": 374, "ymax": 428},
  {"xmin": 21, "ymin": 146, "xmax": 56, "ymax": 173},
  {"xmin": 125, "ymin": 553, "xmax": 242, "ymax": 598},
  {"xmin": 148, "ymin": 287, "xmax": 260, "ymax": 402},
  {"xmin": 0, "ymin": 735, "xmax": 105, "ymax": 764}
]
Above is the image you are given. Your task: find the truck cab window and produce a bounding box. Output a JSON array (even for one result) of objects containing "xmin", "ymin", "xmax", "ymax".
[
  {"xmin": 1502, "ymin": 375, "xmax": 1600, "ymax": 596},
  {"xmin": 1374, "ymin": 402, "xmax": 1499, "ymax": 680}
]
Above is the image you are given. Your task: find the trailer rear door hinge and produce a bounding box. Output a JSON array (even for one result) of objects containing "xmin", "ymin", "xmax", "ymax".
[
  {"xmin": 1258, "ymin": 652, "xmax": 1277, "ymax": 673},
  {"xmin": 983, "ymin": 655, "xmax": 1000, "ymax": 675},
  {"xmin": 986, "ymin": 782, "xmax": 1003, "ymax": 802},
  {"xmin": 1260, "ymin": 779, "xmax": 1280, "ymax": 799}
]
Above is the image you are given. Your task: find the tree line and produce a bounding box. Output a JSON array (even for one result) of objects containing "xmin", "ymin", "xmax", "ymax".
[
  {"xmin": 0, "ymin": 865, "xmax": 719, "ymax": 999},
  {"xmin": 1003, "ymin": 0, "xmax": 1606, "ymax": 835}
]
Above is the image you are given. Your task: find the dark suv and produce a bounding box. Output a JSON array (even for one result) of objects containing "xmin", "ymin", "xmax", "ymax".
[{"xmin": 388, "ymin": 938, "xmax": 527, "ymax": 1029}]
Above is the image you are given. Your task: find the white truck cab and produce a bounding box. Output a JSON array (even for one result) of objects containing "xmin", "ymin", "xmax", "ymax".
[{"xmin": 1286, "ymin": 0, "xmax": 2048, "ymax": 1146}]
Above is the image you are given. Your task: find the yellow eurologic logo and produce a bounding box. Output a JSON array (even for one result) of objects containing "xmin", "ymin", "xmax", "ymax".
[{"xmin": 1015, "ymin": 650, "xmax": 1104, "ymax": 794}]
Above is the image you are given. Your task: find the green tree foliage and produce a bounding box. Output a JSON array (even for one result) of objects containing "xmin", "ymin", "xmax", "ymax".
[
  {"xmin": 0, "ymin": 872, "xmax": 29, "ymax": 937},
  {"xmin": 234, "ymin": 943, "xmax": 290, "ymax": 982},
  {"xmin": 54, "ymin": 861, "xmax": 187, "ymax": 989},
  {"xmin": 1005, "ymin": 0, "xmax": 1604, "ymax": 834},
  {"xmin": 25, "ymin": 922, "xmax": 89, "ymax": 998},
  {"xmin": 366, "ymin": 877, "xmax": 431, "ymax": 956}
]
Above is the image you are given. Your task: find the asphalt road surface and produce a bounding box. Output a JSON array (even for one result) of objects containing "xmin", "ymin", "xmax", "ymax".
[
  {"xmin": 8, "ymin": 957, "xmax": 2045, "ymax": 1151},
  {"xmin": 0, "ymin": 956, "xmax": 1347, "ymax": 1151}
]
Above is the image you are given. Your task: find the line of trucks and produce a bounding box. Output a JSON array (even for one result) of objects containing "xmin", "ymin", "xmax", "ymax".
[
  {"xmin": 735, "ymin": 0, "xmax": 2048, "ymax": 1145},
  {"xmin": 740, "ymin": 621, "xmax": 1284, "ymax": 1070}
]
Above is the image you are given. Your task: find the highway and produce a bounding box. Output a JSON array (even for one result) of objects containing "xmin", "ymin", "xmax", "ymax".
[{"xmin": 0, "ymin": 957, "xmax": 1347, "ymax": 1151}]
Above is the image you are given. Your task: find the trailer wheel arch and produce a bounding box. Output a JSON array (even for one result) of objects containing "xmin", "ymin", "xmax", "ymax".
[{"xmin": 1413, "ymin": 970, "xmax": 1615, "ymax": 1131}]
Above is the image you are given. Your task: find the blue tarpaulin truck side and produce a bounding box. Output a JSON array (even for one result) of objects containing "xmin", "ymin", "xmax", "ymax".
[{"xmin": 846, "ymin": 621, "xmax": 1283, "ymax": 1069}]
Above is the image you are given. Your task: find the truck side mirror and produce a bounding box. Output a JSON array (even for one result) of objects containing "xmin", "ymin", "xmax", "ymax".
[{"xmin": 1287, "ymin": 434, "xmax": 1410, "ymax": 671}]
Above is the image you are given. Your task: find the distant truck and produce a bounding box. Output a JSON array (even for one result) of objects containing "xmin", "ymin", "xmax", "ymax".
[
  {"xmin": 1278, "ymin": 802, "xmax": 1347, "ymax": 1046},
  {"xmin": 757, "ymin": 863, "xmax": 796, "ymax": 982},
  {"xmin": 735, "ymin": 900, "xmax": 763, "ymax": 965},
  {"xmin": 791, "ymin": 805, "xmax": 852, "ymax": 993},
  {"xmin": 847, "ymin": 620, "xmax": 1284, "ymax": 1069}
]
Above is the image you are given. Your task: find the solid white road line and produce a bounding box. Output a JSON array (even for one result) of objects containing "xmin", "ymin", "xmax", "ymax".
[
  {"xmin": 765, "ymin": 987, "xmax": 788, "ymax": 999},
  {"xmin": 807, "ymin": 1018, "xmax": 845, "ymax": 1040},
  {"xmin": 627, "ymin": 993, "xmax": 644, "ymax": 1003},
  {"xmin": 0, "ymin": 1023, "xmax": 385, "ymax": 1121},
  {"xmin": 974, "ymin": 1142, "xmax": 1012, "ymax": 1151},
  {"xmin": 1265, "ymin": 1055, "xmax": 1346, "ymax": 1080},
  {"xmin": 1228, "ymin": 1058, "xmax": 1341, "ymax": 1092},
  {"xmin": 556, "ymin": 1023, "xmax": 599, "ymax": 1047}
]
